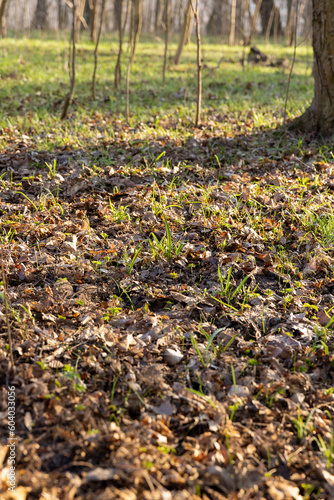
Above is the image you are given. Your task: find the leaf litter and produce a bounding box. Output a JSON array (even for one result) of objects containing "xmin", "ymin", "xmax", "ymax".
[{"xmin": 1, "ymin": 118, "xmax": 334, "ymax": 498}]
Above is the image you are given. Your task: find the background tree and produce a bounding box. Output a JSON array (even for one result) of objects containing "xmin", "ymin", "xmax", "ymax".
[
  {"xmin": 162, "ymin": 0, "xmax": 170, "ymax": 85},
  {"xmin": 61, "ymin": 0, "xmax": 78, "ymax": 119},
  {"xmin": 58, "ymin": 0, "xmax": 69, "ymax": 30},
  {"xmin": 3, "ymin": 0, "xmax": 316, "ymax": 44},
  {"xmin": 154, "ymin": 0, "xmax": 161, "ymax": 33},
  {"xmin": 0, "ymin": 0, "xmax": 9, "ymax": 37},
  {"xmin": 285, "ymin": 0, "xmax": 294, "ymax": 44},
  {"xmin": 260, "ymin": 0, "xmax": 282, "ymax": 38},
  {"xmin": 190, "ymin": 0, "xmax": 202, "ymax": 127},
  {"xmin": 174, "ymin": 0, "xmax": 193, "ymax": 65},
  {"xmin": 248, "ymin": 0, "xmax": 263, "ymax": 44},
  {"xmin": 206, "ymin": 0, "xmax": 223, "ymax": 37},
  {"xmin": 126, "ymin": 0, "xmax": 143, "ymax": 121},
  {"xmin": 265, "ymin": 1, "xmax": 283, "ymax": 44},
  {"xmin": 90, "ymin": 0, "xmax": 98, "ymax": 42},
  {"xmin": 114, "ymin": 0, "xmax": 124, "ymax": 89},
  {"xmin": 229, "ymin": 0, "xmax": 237, "ymax": 45},
  {"xmin": 32, "ymin": 0, "xmax": 49, "ymax": 30},
  {"xmin": 92, "ymin": 0, "xmax": 106, "ymax": 98},
  {"xmin": 74, "ymin": 0, "xmax": 88, "ymax": 42},
  {"xmin": 302, "ymin": 0, "xmax": 312, "ymax": 41},
  {"xmin": 292, "ymin": 0, "xmax": 334, "ymax": 133}
]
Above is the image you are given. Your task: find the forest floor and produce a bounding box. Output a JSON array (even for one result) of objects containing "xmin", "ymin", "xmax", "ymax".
[{"xmin": 1, "ymin": 35, "xmax": 334, "ymax": 500}]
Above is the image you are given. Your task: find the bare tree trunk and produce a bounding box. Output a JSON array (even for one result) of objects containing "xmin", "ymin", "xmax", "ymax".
[
  {"xmin": 273, "ymin": 5, "xmax": 280, "ymax": 43},
  {"xmin": 92, "ymin": 0, "xmax": 106, "ymax": 99},
  {"xmin": 206, "ymin": 0, "xmax": 223, "ymax": 36},
  {"xmin": 168, "ymin": 0, "xmax": 177, "ymax": 37},
  {"xmin": 177, "ymin": 1, "xmax": 183, "ymax": 32},
  {"xmin": 128, "ymin": 0, "xmax": 134, "ymax": 51},
  {"xmin": 58, "ymin": 0, "xmax": 69, "ymax": 30},
  {"xmin": 162, "ymin": 0, "xmax": 170, "ymax": 85},
  {"xmin": 174, "ymin": 0, "xmax": 193, "ymax": 65},
  {"xmin": 61, "ymin": 0, "xmax": 78, "ymax": 120},
  {"xmin": 190, "ymin": 0, "xmax": 202, "ymax": 127},
  {"xmin": 285, "ymin": 0, "xmax": 295, "ymax": 45},
  {"xmin": 32, "ymin": 0, "xmax": 49, "ymax": 30},
  {"xmin": 133, "ymin": 0, "xmax": 142, "ymax": 58},
  {"xmin": 126, "ymin": 0, "xmax": 142, "ymax": 121},
  {"xmin": 185, "ymin": 14, "xmax": 193, "ymax": 44},
  {"xmin": 236, "ymin": 0, "xmax": 245, "ymax": 37},
  {"xmin": 260, "ymin": 0, "xmax": 282, "ymax": 37},
  {"xmin": 90, "ymin": 0, "xmax": 98, "ymax": 42},
  {"xmin": 283, "ymin": 0, "xmax": 299, "ymax": 140},
  {"xmin": 75, "ymin": 0, "xmax": 87, "ymax": 42},
  {"xmin": 0, "ymin": 0, "xmax": 8, "ymax": 37},
  {"xmin": 303, "ymin": 0, "xmax": 312, "ymax": 41},
  {"xmin": 248, "ymin": 0, "xmax": 263, "ymax": 44},
  {"xmin": 114, "ymin": 0, "xmax": 121, "ymax": 29},
  {"xmin": 291, "ymin": 0, "xmax": 334, "ymax": 133},
  {"xmin": 142, "ymin": 0, "xmax": 152, "ymax": 32},
  {"xmin": 229, "ymin": 0, "xmax": 237, "ymax": 45},
  {"xmin": 123, "ymin": 0, "xmax": 131, "ymax": 34},
  {"xmin": 245, "ymin": 0, "xmax": 252, "ymax": 28},
  {"xmin": 154, "ymin": 0, "xmax": 161, "ymax": 33},
  {"xmin": 265, "ymin": 5, "xmax": 275, "ymax": 43},
  {"xmin": 115, "ymin": 0, "xmax": 124, "ymax": 89}
]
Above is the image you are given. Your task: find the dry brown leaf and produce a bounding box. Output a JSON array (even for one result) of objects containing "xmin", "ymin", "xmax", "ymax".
[{"xmin": 266, "ymin": 478, "xmax": 303, "ymax": 500}]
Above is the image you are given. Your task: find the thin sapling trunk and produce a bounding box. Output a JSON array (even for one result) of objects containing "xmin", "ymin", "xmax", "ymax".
[
  {"xmin": 61, "ymin": 0, "xmax": 77, "ymax": 120},
  {"xmin": 126, "ymin": 0, "xmax": 142, "ymax": 121},
  {"xmin": 283, "ymin": 0, "xmax": 299, "ymax": 140},
  {"xmin": 248, "ymin": 0, "xmax": 263, "ymax": 44},
  {"xmin": 0, "ymin": 0, "xmax": 9, "ymax": 37},
  {"xmin": 92, "ymin": 0, "xmax": 106, "ymax": 99},
  {"xmin": 229, "ymin": 0, "xmax": 237, "ymax": 46},
  {"xmin": 190, "ymin": 0, "xmax": 202, "ymax": 127},
  {"xmin": 115, "ymin": 0, "xmax": 123, "ymax": 89},
  {"xmin": 174, "ymin": 0, "xmax": 193, "ymax": 65},
  {"xmin": 162, "ymin": 0, "xmax": 170, "ymax": 85},
  {"xmin": 90, "ymin": 0, "xmax": 98, "ymax": 42}
]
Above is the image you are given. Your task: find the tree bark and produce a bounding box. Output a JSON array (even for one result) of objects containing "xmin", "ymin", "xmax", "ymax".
[
  {"xmin": 303, "ymin": 0, "xmax": 312, "ymax": 41},
  {"xmin": 0, "ymin": 0, "xmax": 8, "ymax": 37},
  {"xmin": 132, "ymin": 0, "xmax": 142, "ymax": 58},
  {"xmin": 154, "ymin": 0, "xmax": 161, "ymax": 33},
  {"xmin": 190, "ymin": 0, "xmax": 202, "ymax": 127},
  {"xmin": 174, "ymin": 0, "xmax": 193, "ymax": 65},
  {"xmin": 90, "ymin": 0, "xmax": 98, "ymax": 42},
  {"xmin": 126, "ymin": 0, "xmax": 142, "ymax": 121},
  {"xmin": 285, "ymin": 0, "xmax": 296, "ymax": 45},
  {"xmin": 58, "ymin": 0, "xmax": 69, "ymax": 30},
  {"xmin": 74, "ymin": 0, "xmax": 87, "ymax": 43},
  {"xmin": 236, "ymin": 0, "xmax": 245, "ymax": 38},
  {"xmin": 260, "ymin": 0, "xmax": 282, "ymax": 37},
  {"xmin": 162, "ymin": 0, "xmax": 170, "ymax": 85},
  {"xmin": 114, "ymin": 0, "xmax": 121, "ymax": 29},
  {"xmin": 229, "ymin": 0, "xmax": 237, "ymax": 45},
  {"xmin": 114, "ymin": 0, "xmax": 123, "ymax": 89},
  {"xmin": 92, "ymin": 0, "xmax": 106, "ymax": 98},
  {"xmin": 32, "ymin": 0, "xmax": 49, "ymax": 30},
  {"xmin": 291, "ymin": 0, "xmax": 334, "ymax": 133},
  {"xmin": 206, "ymin": 0, "xmax": 223, "ymax": 36},
  {"xmin": 248, "ymin": 0, "xmax": 263, "ymax": 44},
  {"xmin": 61, "ymin": 0, "xmax": 77, "ymax": 120}
]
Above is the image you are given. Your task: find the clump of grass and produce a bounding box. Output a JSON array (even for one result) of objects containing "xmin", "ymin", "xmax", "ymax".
[{"xmin": 148, "ymin": 214, "xmax": 184, "ymax": 262}]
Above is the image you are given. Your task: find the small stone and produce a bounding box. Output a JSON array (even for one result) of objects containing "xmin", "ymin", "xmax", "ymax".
[
  {"xmin": 164, "ymin": 348, "xmax": 183, "ymax": 366},
  {"xmin": 228, "ymin": 385, "xmax": 250, "ymax": 398},
  {"xmin": 250, "ymin": 297, "xmax": 263, "ymax": 306}
]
